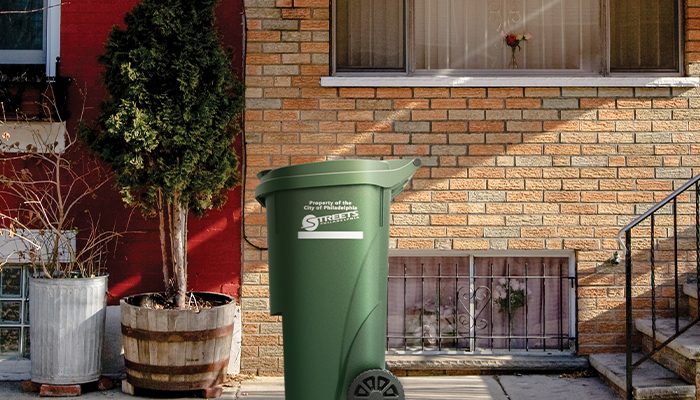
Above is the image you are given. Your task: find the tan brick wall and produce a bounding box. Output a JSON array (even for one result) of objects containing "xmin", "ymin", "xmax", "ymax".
[{"xmin": 242, "ymin": 0, "xmax": 700, "ymax": 375}]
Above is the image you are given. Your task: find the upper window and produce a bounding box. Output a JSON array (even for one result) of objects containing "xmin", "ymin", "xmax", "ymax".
[
  {"xmin": 0, "ymin": 0, "xmax": 61, "ymax": 77},
  {"xmin": 334, "ymin": 0, "xmax": 681, "ymax": 75}
]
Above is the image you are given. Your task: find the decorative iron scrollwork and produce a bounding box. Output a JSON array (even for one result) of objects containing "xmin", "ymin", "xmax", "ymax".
[{"xmin": 457, "ymin": 285, "xmax": 492, "ymax": 332}]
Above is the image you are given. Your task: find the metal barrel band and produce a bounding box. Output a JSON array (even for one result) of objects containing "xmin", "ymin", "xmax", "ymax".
[
  {"xmin": 126, "ymin": 373, "xmax": 225, "ymax": 392},
  {"xmin": 121, "ymin": 324, "xmax": 233, "ymax": 342},
  {"xmin": 124, "ymin": 358, "xmax": 230, "ymax": 374}
]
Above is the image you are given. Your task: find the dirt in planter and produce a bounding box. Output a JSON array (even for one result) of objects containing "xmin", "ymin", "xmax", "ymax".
[{"xmin": 131, "ymin": 292, "xmax": 230, "ymax": 311}]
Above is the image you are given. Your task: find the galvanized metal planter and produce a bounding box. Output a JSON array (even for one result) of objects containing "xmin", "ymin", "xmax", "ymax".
[
  {"xmin": 29, "ymin": 275, "xmax": 108, "ymax": 384},
  {"xmin": 120, "ymin": 292, "xmax": 236, "ymax": 392}
]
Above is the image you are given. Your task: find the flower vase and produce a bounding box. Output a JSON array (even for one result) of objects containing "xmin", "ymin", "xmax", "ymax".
[{"xmin": 510, "ymin": 48, "xmax": 518, "ymax": 69}]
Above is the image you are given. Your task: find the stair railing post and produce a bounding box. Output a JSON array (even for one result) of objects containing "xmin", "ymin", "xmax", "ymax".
[{"xmin": 625, "ymin": 229, "xmax": 633, "ymax": 400}]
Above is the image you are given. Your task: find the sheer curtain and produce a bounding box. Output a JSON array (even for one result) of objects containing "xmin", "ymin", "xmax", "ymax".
[
  {"xmin": 335, "ymin": 0, "xmax": 405, "ymax": 70},
  {"xmin": 414, "ymin": 0, "xmax": 599, "ymax": 71},
  {"xmin": 610, "ymin": 0, "xmax": 678, "ymax": 71},
  {"xmin": 336, "ymin": 0, "xmax": 679, "ymax": 73}
]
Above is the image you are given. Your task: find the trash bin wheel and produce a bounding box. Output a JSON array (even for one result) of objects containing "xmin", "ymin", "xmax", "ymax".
[{"xmin": 347, "ymin": 369, "xmax": 404, "ymax": 400}]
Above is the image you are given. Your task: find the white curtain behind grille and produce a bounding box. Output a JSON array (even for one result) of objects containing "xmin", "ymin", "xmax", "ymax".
[{"xmin": 414, "ymin": 0, "xmax": 599, "ymax": 71}]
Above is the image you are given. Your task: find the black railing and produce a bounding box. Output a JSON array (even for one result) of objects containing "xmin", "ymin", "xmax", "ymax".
[
  {"xmin": 386, "ymin": 256, "xmax": 575, "ymax": 354},
  {"xmin": 0, "ymin": 58, "xmax": 71, "ymax": 122},
  {"xmin": 620, "ymin": 174, "xmax": 700, "ymax": 400}
]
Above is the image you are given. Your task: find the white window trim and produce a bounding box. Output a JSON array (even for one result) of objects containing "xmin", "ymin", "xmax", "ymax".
[
  {"xmin": 321, "ymin": 76, "xmax": 700, "ymax": 88},
  {"xmin": 0, "ymin": 121, "xmax": 66, "ymax": 154},
  {"xmin": 0, "ymin": 0, "xmax": 61, "ymax": 77},
  {"xmin": 0, "ymin": 263, "xmax": 30, "ymax": 370},
  {"xmin": 0, "ymin": 49, "xmax": 45, "ymax": 65},
  {"xmin": 0, "ymin": 359, "xmax": 29, "ymax": 380},
  {"xmin": 45, "ymin": 0, "xmax": 61, "ymax": 77},
  {"xmin": 0, "ymin": 228, "xmax": 76, "ymax": 265}
]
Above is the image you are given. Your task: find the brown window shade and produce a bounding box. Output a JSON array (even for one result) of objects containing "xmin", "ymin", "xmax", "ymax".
[
  {"xmin": 610, "ymin": 0, "xmax": 679, "ymax": 72},
  {"xmin": 335, "ymin": 0, "xmax": 405, "ymax": 71}
]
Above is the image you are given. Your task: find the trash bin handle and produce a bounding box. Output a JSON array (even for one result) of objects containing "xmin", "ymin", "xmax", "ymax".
[
  {"xmin": 255, "ymin": 158, "xmax": 421, "ymax": 206},
  {"xmin": 374, "ymin": 158, "xmax": 421, "ymax": 192}
]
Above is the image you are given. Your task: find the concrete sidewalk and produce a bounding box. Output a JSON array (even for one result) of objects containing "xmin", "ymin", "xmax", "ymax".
[
  {"xmin": 235, "ymin": 374, "xmax": 618, "ymax": 400},
  {"xmin": 0, "ymin": 374, "xmax": 619, "ymax": 399}
]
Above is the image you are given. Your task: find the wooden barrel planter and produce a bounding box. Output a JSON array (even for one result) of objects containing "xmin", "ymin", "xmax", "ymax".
[{"xmin": 120, "ymin": 292, "xmax": 236, "ymax": 394}]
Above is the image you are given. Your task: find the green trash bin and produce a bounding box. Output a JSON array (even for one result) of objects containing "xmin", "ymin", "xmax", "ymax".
[{"xmin": 255, "ymin": 158, "xmax": 421, "ymax": 400}]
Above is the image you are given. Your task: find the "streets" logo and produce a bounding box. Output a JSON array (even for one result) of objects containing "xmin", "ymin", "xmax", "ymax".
[{"xmin": 301, "ymin": 211, "xmax": 360, "ymax": 231}]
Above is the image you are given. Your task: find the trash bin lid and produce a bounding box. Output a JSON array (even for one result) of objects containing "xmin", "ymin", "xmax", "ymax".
[{"xmin": 255, "ymin": 158, "xmax": 421, "ymax": 207}]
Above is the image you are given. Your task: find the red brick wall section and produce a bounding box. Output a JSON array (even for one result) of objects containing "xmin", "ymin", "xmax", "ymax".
[
  {"xmin": 59, "ymin": 0, "xmax": 244, "ymax": 301},
  {"xmin": 242, "ymin": 0, "xmax": 700, "ymax": 376}
]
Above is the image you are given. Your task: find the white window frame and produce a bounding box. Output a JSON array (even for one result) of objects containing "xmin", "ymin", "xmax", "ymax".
[
  {"xmin": 0, "ymin": 256, "xmax": 30, "ymax": 378},
  {"xmin": 0, "ymin": 265, "xmax": 30, "ymax": 360},
  {"xmin": 0, "ymin": 0, "xmax": 61, "ymax": 77},
  {"xmin": 327, "ymin": 0, "xmax": 697, "ymax": 88}
]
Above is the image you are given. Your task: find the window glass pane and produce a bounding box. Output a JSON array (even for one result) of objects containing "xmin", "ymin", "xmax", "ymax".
[
  {"xmin": 0, "ymin": 328, "xmax": 21, "ymax": 356},
  {"xmin": 0, "ymin": 0, "xmax": 44, "ymax": 51},
  {"xmin": 414, "ymin": 0, "xmax": 599, "ymax": 71},
  {"xmin": 610, "ymin": 0, "xmax": 679, "ymax": 71},
  {"xmin": 1, "ymin": 267, "xmax": 22, "ymax": 297},
  {"xmin": 0, "ymin": 301, "xmax": 22, "ymax": 324},
  {"xmin": 336, "ymin": 0, "xmax": 405, "ymax": 70}
]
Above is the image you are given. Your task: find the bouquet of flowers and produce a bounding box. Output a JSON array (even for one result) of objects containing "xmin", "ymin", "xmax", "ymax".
[
  {"xmin": 493, "ymin": 278, "xmax": 529, "ymax": 332},
  {"xmin": 504, "ymin": 32, "xmax": 532, "ymax": 68}
]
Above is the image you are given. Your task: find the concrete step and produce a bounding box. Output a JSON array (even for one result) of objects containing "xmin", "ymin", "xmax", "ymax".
[
  {"xmin": 387, "ymin": 354, "xmax": 589, "ymax": 375},
  {"xmin": 636, "ymin": 318, "xmax": 700, "ymax": 389},
  {"xmin": 590, "ymin": 353, "xmax": 694, "ymax": 400}
]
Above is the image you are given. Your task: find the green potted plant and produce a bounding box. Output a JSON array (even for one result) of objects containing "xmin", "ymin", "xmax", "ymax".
[
  {"xmin": 82, "ymin": 0, "xmax": 243, "ymax": 396},
  {"xmin": 0, "ymin": 109, "xmax": 120, "ymax": 386}
]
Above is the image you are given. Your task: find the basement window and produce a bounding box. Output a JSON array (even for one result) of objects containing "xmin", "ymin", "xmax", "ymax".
[{"xmin": 387, "ymin": 254, "xmax": 576, "ymax": 354}]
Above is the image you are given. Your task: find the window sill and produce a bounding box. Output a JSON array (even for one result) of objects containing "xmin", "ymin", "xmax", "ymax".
[
  {"xmin": 0, "ymin": 358, "xmax": 29, "ymax": 380},
  {"xmin": 321, "ymin": 76, "xmax": 700, "ymax": 88},
  {"xmin": 1, "ymin": 122, "xmax": 66, "ymax": 154}
]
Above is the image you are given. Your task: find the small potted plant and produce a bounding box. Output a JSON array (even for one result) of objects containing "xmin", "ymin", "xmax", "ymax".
[
  {"xmin": 0, "ymin": 106, "xmax": 121, "ymax": 386},
  {"xmin": 82, "ymin": 0, "xmax": 244, "ymax": 396}
]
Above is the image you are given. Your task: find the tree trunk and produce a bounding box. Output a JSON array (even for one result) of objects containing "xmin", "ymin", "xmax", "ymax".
[
  {"xmin": 172, "ymin": 194, "xmax": 187, "ymax": 309},
  {"xmin": 157, "ymin": 190, "xmax": 170, "ymax": 291}
]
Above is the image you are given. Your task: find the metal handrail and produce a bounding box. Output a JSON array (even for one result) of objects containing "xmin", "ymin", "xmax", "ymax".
[
  {"xmin": 620, "ymin": 174, "xmax": 700, "ymax": 400},
  {"xmin": 619, "ymin": 174, "xmax": 700, "ymax": 236}
]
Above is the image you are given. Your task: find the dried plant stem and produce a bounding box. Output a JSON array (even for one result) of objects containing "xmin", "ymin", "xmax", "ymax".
[{"xmin": 0, "ymin": 90, "xmax": 125, "ymax": 278}]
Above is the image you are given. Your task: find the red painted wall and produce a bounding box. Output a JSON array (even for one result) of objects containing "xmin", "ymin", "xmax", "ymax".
[{"xmin": 59, "ymin": 0, "xmax": 245, "ymax": 303}]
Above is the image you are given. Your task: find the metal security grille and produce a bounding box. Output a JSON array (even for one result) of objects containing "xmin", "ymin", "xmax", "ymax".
[{"xmin": 386, "ymin": 255, "xmax": 576, "ymax": 354}]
